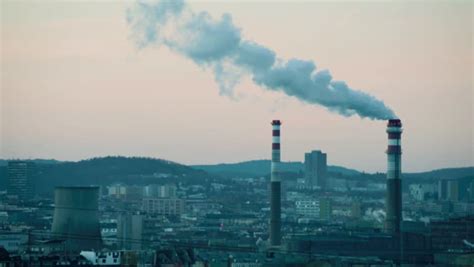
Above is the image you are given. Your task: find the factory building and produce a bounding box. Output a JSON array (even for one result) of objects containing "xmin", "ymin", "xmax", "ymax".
[
  {"xmin": 7, "ymin": 161, "xmax": 36, "ymax": 200},
  {"xmin": 304, "ymin": 150, "xmax": 327, "ymax": 189},
  {"xmin": 51, "ymin": 186, "xmax": 102, "ymax": 251},
  {"xmin": 430, "ymin": 215, "xmax": 474, "ymax": 251}
]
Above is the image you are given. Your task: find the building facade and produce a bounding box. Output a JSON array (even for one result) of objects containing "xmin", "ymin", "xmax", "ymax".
[
  {"xmin": 319, "ymin": 198, "xmax": 332, "ymax": 220},
  {"xmin": 142, "ymin": 198, "xmax": 185, "ymax": 216},
  {"xmin": 295, "ymin": 200, "xmax": 320, "ymax": 218},
  {"xmin": 7, "ymin": 161, "xmax": 35, "ymax": 200},
  {"xmin": 144, "ymin": 184, "xmax": 176, "ymax": 198},
  {"xmin": 304, "ymin": 150, "xmax": 327, "ymax": 189},
  {"xmin": 409, "ymin": 183, "xmax": 437, "ymax": 201}
]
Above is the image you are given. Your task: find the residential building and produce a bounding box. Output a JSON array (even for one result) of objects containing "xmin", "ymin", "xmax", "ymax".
[
  {"xmin": 295, "ymin": 200, "xmax": 320, "ymax": 218},
  {"xmin": 142, "ymin": 198, "xmax": 185, "ymax": 216},
  {"xmin": 304, "ymin": 150, "xmax": 327, "ymax": 189},
  {"xmin": 7, "ymin": 161, "xmax": 35, "ymax": 200},
  {"xmin": 319, "ymin": 198, "xmax": 332, "ymax": 221}
]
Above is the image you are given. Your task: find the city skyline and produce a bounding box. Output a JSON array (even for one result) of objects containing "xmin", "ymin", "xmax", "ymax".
[{"xmin": 2, "ymin": 1, "xmax": 473, "ymax": 173}]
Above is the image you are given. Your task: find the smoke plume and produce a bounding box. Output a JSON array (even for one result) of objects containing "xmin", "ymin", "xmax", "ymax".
[
  {"xmin": 364, "ymin": 208, "xmax": 386, "ymax": 223},
  {"xmin": 127, "ymin": 0, "xmax": 396, "ymax": 120}
]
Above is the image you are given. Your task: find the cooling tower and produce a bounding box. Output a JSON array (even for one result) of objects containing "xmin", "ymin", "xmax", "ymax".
[
  {"xmin": 270, "ymin": 120, "xmax": 282, "ymax": 246},
  {"xmin": 51, "ymin": 186, "xmax": 102, "ymax": 251},
  {"xmin": 385, "ymin": 119, "xmax": 403, "ymax": 234}
]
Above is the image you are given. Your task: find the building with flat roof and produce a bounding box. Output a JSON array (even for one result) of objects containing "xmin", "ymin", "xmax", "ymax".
[
  {"xmin": 304, "ymin": 150, "xmax": 327, "ymax": 189},
  {"xmin": 142, "ymin": 198, "xmax": 185, "ymax": 216},
  {"xmin": 7, "ymin": 161, "xmax": 35, "ymax": 200}
]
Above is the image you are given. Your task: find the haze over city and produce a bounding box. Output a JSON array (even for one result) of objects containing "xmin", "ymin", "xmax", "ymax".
[
  {"xmin": 2, "ymin": 1, "xmax": 472, "ymax": 173},
  {"xmin": 1, "ymin": 1, "xmax": 474, "ymax": 266}
]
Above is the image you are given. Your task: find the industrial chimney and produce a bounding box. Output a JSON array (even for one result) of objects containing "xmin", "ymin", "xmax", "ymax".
[
  {"xmin": 51, "ymin": 186, "xmax": 102, "ymax": 251},
  {"xmin": 270, "ymin": 120, "xmax": 282, "ymax": 246},
  {"xmin": 385, "ymin": 119, "xmax": 403, "ymax": 234}
]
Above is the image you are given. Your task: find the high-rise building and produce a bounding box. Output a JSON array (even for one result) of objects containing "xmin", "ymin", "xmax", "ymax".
[
  {"xmin": 304, "ymin": 150, "xmax": 327, "ymax": 189},
  {"xmin": 7, "ymin": 161, "xmax": 35, "ymax": 200}
]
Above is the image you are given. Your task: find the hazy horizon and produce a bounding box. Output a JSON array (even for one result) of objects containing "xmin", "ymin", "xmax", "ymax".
[{"xmin": 2, "ymin": 1, "xmax": 473, "ymax": 173}]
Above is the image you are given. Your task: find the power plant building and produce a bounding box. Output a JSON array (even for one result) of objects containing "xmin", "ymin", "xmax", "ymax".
[
  {"xmin": 7, "ymin": 161, "xmax": 35, "ymax": 200},
  {"xmin": 304, "ymin": 150, "xmax": 327, "ymax": 189},
  {"xmin": 51, "ymin": 186, "xmax": 102, "ymax": 251}
]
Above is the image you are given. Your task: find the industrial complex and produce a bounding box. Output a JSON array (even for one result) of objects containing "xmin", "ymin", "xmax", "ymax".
[{"xmin": 0, "ymin": 119, "xmax": 473, "ymax": 266}]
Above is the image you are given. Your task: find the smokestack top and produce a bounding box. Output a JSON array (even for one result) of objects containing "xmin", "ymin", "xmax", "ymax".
[
  {"xmin": 271, "ymin": 120, "xmax": 281, "ymax": 125},
  {"xmin": 387, "ymin": 119, "xmax": 402, "ymax": 127}
]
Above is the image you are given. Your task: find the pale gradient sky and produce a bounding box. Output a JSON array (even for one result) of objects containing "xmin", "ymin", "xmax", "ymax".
[{"xmin": 1, "ymin": 1, "xmax": 473, "ymax": 173}]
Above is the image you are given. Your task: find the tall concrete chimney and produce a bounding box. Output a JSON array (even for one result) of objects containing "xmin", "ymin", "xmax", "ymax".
[
  {"xmin": 385, "ymin": 119, "xmax": 403, "ymax": 234},
  {"xmin": 270, "ymin": 120, "xmax": 282, "ymax": 246}
]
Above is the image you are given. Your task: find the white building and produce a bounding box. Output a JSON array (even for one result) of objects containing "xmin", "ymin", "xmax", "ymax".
[
  {"xmin": 80, "ymin": 251, "xmax": 121, "ymax": 265},
  {"xmin": 295, "ymin": 200, "xmax": 320, "ymax": 218},
  {"xmin": 409, "ymin": 183, "xmax": 437, "ymax": 201}
]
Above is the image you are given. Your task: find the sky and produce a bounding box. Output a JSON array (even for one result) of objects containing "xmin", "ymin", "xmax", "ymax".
[{"xmin": 1, "ymin": 0, "xmax": 473, "ymax": 173}]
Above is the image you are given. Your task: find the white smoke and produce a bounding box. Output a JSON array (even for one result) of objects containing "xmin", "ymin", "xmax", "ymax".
[
  {"xmin": 127, "ymin": 0, "xmax": 396, "ymax": 120},
  {"xmin": 364, "ymin": 208, "xmax": 386, "ymax": 223}
]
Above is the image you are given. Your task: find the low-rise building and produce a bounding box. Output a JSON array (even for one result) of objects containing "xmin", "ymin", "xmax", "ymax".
[{"xmin": 142, "ymin": 198, "xmax": 185, "ymax": 216}]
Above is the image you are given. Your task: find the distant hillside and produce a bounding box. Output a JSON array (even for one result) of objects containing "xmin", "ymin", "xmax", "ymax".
[
  {"xmin": 0, "ymin": 159, "xmax": 62, "ymax": 166},
  {"xmin": 193, "ymin": 160, "xmax": 474, "ymax": 181},
  {"xmin": 405, "ymin": 167, "xmax": 474, "ymax": 180},
  {"xmin": 1, "ymin": 156, "xmax": 471, "ymax": 195},
  {"xmin": 193, "ymin": 160, "xmax": 361, "ymax": 177},
  {"xmin": 0, "ymin": 156, "xmax": 210, "ymax": 194}
]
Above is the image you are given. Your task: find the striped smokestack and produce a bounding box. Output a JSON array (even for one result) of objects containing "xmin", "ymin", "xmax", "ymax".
[
  {"xmin": 385, "ymin": 119, "xmax": 403, "ymax": 234},
  {"xmin": 270, "ymin": 120, "xmax": 282, "ymax": 246}
]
